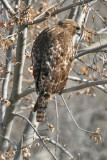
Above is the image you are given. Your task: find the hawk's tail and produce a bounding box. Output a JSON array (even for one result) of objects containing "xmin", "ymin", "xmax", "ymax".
[{"xmin": 34, "ymin": 95, "xmax": 49, "ymax": 122}]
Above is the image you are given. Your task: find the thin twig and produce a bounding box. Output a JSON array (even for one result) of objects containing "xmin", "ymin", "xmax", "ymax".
[
  {"xmin": 46, "ymin": 137, "xmax": 74, "ymax": 159},
  {"xmin": 61, "ymin": 94, "xmax": 95, "ymax": 134},
  {"xmin": 92, "ymin": 7, "xmax": 105, "ymax": 22},
  {"xmin": 78, "ymin": 58, "xmax": 107, "ymax": 78},
  {"xmin": 54, "ymin": 95, "xmax": 59, "ymax": 154},
  {"xmin": 84, "ymin": 0, "xmax": 98, "ymax": 25},
  {"xmin": 14, "ymin": 111, "xmax": 38, "ymax": 160},
  {"xmin": 13, "ymin": 113, "xmax": 58, "ymax": 160}
]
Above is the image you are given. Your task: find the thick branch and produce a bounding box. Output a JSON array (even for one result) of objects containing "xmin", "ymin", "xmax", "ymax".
[
  {"xmin": 0, "ymin": 134, "xmax": 16, "ymax": 147},
  {"xmin": 15, "ymin": 88, "xmax": 36, "ymax": 102},
  {"xmin": 62, "ymin": 80, "xmax": 107, "ymax": 93},
  {"xmin": 68, "ymin": 76, "xmax": 107, "ymax": 93},
  {"xmin": 0, "ymin": 15, "xmax": 28, "ymax": 155},
  {"xmin": 75, "ymin": 43, "xmax": 107, "ymax": 59},
  {"xmin": 12, "ymin": 79, "xmax": 107, "ymax": 102},
  {"xmin": 10, "ymin": 25, "xmax": 27, "ymax": 100},
  {"xmin": 0, "ymin": 27, "xmax": 14, "ymax": 123}
]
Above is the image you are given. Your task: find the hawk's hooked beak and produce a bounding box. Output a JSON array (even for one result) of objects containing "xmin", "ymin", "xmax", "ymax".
[{"xmin": 76, "ymin": 27, "xmax": 81, "ymax": 36}]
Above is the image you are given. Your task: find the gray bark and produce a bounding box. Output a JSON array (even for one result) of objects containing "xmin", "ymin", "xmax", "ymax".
[
  {"xmin": 0, "ymin": 24, "xmax": 28, "ymax": 152},
  {"xmin": 14, "ymin": 112, "xmax": 38, "ymax": 160},
  {"xmin": 0, "ymin": 27, "xmax": 14, "ymax": 123}
]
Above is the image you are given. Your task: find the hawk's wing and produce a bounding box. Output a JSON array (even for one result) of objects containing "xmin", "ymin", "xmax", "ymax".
[{"xmin": 31, "ymin": 26, "xmax": 73, "ymax": 94}]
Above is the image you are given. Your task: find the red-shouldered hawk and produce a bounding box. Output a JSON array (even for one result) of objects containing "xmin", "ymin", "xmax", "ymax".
[{"xmin": 31, "ymin": 19, "xmax": 80, "ymax": 122}]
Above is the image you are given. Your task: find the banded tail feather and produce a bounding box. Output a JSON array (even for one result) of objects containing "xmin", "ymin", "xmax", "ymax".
[{"xmin": 34, "ymin": 94, "xmax": 49, "ymax": 122}]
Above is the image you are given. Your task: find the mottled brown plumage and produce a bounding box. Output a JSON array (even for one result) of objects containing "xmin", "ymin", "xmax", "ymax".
[{"xmin": 31, "ymin": 19, "xmax": 80, "ymax": 122}]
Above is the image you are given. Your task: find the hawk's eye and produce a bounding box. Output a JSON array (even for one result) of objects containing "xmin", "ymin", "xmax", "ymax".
[{"xmin": 58, "ymin": 21, "xmax": 63, "ymax": 25}]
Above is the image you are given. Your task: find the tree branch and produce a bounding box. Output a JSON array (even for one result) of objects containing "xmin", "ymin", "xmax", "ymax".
[
  {"xmin": 61, "ymin": 94, "xmax": 102, "ymax": 135},
  {"xmin": 0, "ymin": 134, "xmax": 16, "ymax": 147},
  {"xmin": 78, "ymin": 58, "xmax": 107, "ymax": 79},
  {"xmin": 0, "ymin": 25, "xmax": 28, "ymax": 152},
  {"xmin": 68, "ymin": 76, "xmax": 107, "ymax": 93},
  {"xmin": 0, "ymin": 27, "xmax": 15, "ymax": 123},
  {"xmin": 14, "ymin": 88, "xmax": 36, "ymax": 102},
  {"xmin": 11, "ymin": 79, "xmax": 107, "ymax": 103},
  {"xmin": 13, "ymin": 113, "xmax": 58, "ymax": 160},
  {"xmin": 26, "ymin": 0, "xmax": 94, "ymax": 26},
  {"xmin": 45, "ymin": 138, "xmax": 74, "ymax": 159},
  {"xmin": 1, "ymin": 0, "xmax": 16, "ymax": 15},
  {"xmin": 0, "ymin": 0, "xmax": 29, "ymax": 152},
  {"xmin": 32, "ymin": 0, "xmax": 66, "ymax": 23},
  {"xmin": 62, "ymin": 80, "xmax": 107, "ymax": 94},
  {"xmin": 75, "ymin": 43, "xmax": 107, "ymax": 59},
  {"xmin": 14, "ymin": 111, "xmax": 38, "ymax": 160}
]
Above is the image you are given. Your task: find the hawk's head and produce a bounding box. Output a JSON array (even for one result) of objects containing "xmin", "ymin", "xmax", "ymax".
[{"xmin": 58, "ymin": 19, "xmax": 80, "ymax": 36}]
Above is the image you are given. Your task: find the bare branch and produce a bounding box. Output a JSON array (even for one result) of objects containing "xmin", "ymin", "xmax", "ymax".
[
  {"xmin": 75, "ymin": 43, "xmax": 107, "ymax": 59},
  {"xmin": 62, "ymin": 80, "xmax": 107, "ymax": 94},
  {"xmin": 97, "ymin": 27, "xmax": 107, "ymax": 34},
  {"xmin": 0, "ymin": 0, "xmax": 31, "ymax": 153},
  {"xmin": 54, "ymin": 96, "xmax": 59, "ymax": 148},
  {"xmin": 13, "ymin": 113, "xmax": 58, "ymax": 160},
  {"xmin": 61, "ymin": 94, "xmax": 101, "ymax": 135},
  {"xmin": 33, "ymin": 0, "xmax": 65, "ymax": 22},
  {"xmin": 0, "ymin": 18, "xmax": 17, "ymax": 123},
  {"xmin": 9, "ymin": 26, "xmax": 27, "ymax": 100},
  {"xmin": 26, "ymin": 0, "xmax": 94, "ymax": 26},
  {"xmin": 68, "ymin": 76, "xmax": 107, "ymax": 93},
  {"xmin": 78, "ymin": 58, "xmax": 107, "ymax": 78},
  {"xmin": 14, "ymin": 88, "xmax": 36, "ymax": 102},
  {"xmin": 12, "ymin": 79, "xmax": 107, "ymax": 103},
  {"xmin": 92, "ymin": 7, "xmax": 105, "ymax": 22},
  {"xmin": 45, "ymin": 138, "xmax": 74, "ymax": 159},
  {"xmin": 1, "ymin": 0, "xmax": 16, "ymax": 15},
  {"xmin": 14, "ymin": 111, "xmax": 38, "ymax": 160},
  {"xmin": 0, "ymin": 134, "xmax": 16, "ymax": 147}
]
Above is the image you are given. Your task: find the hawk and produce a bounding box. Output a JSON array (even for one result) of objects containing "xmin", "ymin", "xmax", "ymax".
[{"xmin": 31, "ymin": 19, "xmax": 80, "ymax": 122}]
